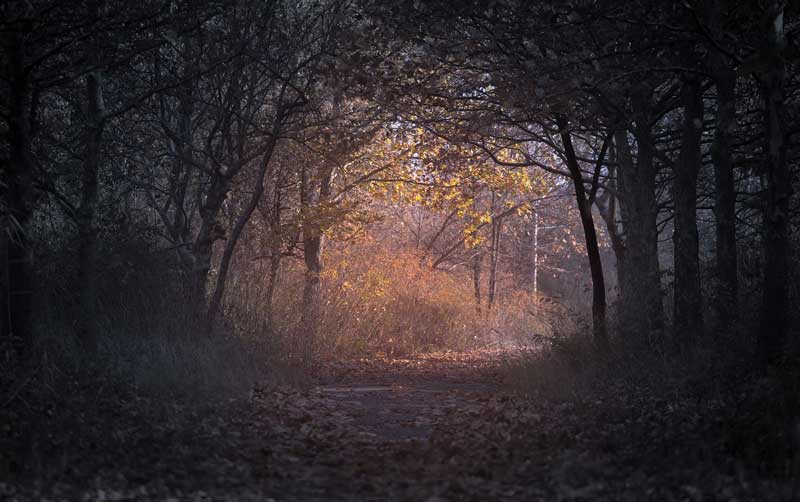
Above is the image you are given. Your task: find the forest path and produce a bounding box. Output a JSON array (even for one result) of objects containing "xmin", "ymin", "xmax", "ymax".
[
  {"xmin": 253, "ymin": 349, "xmax": 777, "ymax": 502},
  {"xmin": 315, "ymin": 350, "xmax": 506, "ymax": 441},
  {"xmin": 252, "ymin": 349, "xmax": 554, "ymax": 501},
  {"xmin": 15, "ymin": 349, "xmax": 554, "ymax": 502},
  {"xmin": 17, "ymin": 348, "xmax": 779, "ymax": 501}
]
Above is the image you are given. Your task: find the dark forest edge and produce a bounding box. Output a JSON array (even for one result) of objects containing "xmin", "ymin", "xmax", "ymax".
[{"xmin": 1, "ymin": 0, "xmax": 799, "ymax": 496}]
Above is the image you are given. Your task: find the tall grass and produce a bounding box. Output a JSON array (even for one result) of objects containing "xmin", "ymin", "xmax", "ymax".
[{"xmin": 25, "ymin": 239, "xmax": 283, "ymax": 405}]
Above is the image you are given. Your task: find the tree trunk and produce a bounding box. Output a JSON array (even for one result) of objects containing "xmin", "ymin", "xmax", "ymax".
[
  {"xmin": 672, "ymin": 71, "xmax": 704, "ymax": 347},
  {"xmin": 558, "ymin": 119, "xmax": 607, "ymax": 347},
  {"xmin": 207, "ymin": 133, "xmax": 279, "ymax": 327},
  {"xmin": 75, "ymin": 0, "xmax": 106, "ymax": 350},
  {"xmin": 597, "ymin": 197, "xmax": 627, "ymax": 316},
  {"xmin": 757, "ymin": 1, "xmax": 791, "ymax": 365},
  {"xmin": 472, "ymin": 248, "xmax": 482, "ymax": 312},
  {"xmin": 487, "ymin": 216, "xmax": 502, "ymax": 311},
  {"xmin": 595, "ymin": 159, "xmax": 627, "ymax": 313},
  {"xmin": 191, "ymin": 178, "xmax": 227, "ymax": 311},
  {"xmin": 532, "ymin": 212, "xmax": 540, "ymax": 298},
  {"xmin": 300, "ymin": 161, "xmax": 334, "ymax": 357},
  {"xmin": 301, "ymin": 229, "xmax": 323, "ymax": 350},
  {"xmin": 75, "ymin": 76, "xmax": 103, "ymax": 350},
  {"xmin": 169, "ymin": 32, "xmax": 219, "ymax": 318},
  {"xmin": 615, "ymin": 112, "xmax": 664, "ymax": 344},
  {"xmin": 1, "ymin": 27, "xmax": 35, "ymax": 359},
  {"xmin": 708, "ymin": 2, "xmax": 739, "ymax": 331}
]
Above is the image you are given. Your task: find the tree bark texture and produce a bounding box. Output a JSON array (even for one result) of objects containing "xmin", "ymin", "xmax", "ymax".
[
  {"xmin": 614, "ymin": 91, "xmax": 664, "ymax": 345},
  {"xmin": 672, "ymin": 71, "xmax": 704, "ymax": 347},
  {"xmin": 708, "ymin": 3, "xmax": 739, "ymax": 330}
]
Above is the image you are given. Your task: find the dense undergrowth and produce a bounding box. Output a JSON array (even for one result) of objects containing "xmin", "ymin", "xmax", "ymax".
[{"xmin": 226, "ymin": 240, "xmax": 579, "ymax": 359}]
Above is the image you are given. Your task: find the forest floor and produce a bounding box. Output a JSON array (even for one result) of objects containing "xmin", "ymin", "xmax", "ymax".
[{"xmin": 3, "ymin": 348, "xmax": 793, "ymax": 501}]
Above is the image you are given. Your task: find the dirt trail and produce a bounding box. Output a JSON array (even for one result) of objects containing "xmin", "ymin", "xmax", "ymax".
[
  {"xmin": 256, "ymin": 350, "xmax": 527, "ymax": 501},
  {"xmin": 10, "ymin": 350, "xmax": 536, "ymax": 502},
  {"xmin": 316, "ymin": 351, "xmax": 506, "ymax": 441},
  {"xmin": 11, "ymin": 349, "xmax": 782, "ymax": 501},
  {"xmin": 253, "ymin": 349, "xmax": 779, "ymax": 502}
]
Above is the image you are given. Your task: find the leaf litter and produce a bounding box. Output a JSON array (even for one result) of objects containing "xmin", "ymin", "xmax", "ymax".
[{"xmin": 2, "ymin": 349, "xmax": 791, "ymax": 501}]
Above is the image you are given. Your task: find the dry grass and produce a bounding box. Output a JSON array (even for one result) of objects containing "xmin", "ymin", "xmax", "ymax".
[
  {"xmin": 316, "ymin": 245, "xmax": 484, "ymax": 356},
  {"xmin": 226, "ymin": 242, "xmax": 485, "ymax": 359},
  {"xmin": 224, "ymin": 239, "xmax": 577, "ymax": 361}
]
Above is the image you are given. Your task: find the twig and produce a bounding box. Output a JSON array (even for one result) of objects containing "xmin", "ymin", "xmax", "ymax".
[{"xmin": 1, "ymin": 362, "xmax": 41, "ymax": 409}]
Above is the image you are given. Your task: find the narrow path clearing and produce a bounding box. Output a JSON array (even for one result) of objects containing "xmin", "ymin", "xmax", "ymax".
[
  {"xmin": 15, "ymin": 349, "xmax": 782, "ymax": 501},
  {"xmin": 257, "ymin": 350, "xmax": 536, "ymax": 501},
  {"xmin": 250, "ymin": 350, "xmax": 777, "ymax": 501},
  {"xmin": 317, "ymin": 350, "xmax": 505, "ymax": 442}
]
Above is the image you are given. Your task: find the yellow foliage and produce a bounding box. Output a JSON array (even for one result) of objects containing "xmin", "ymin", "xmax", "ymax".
[{"xmin": 357, "ymin": 124, "xmax": 550, "ymax": 246}]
